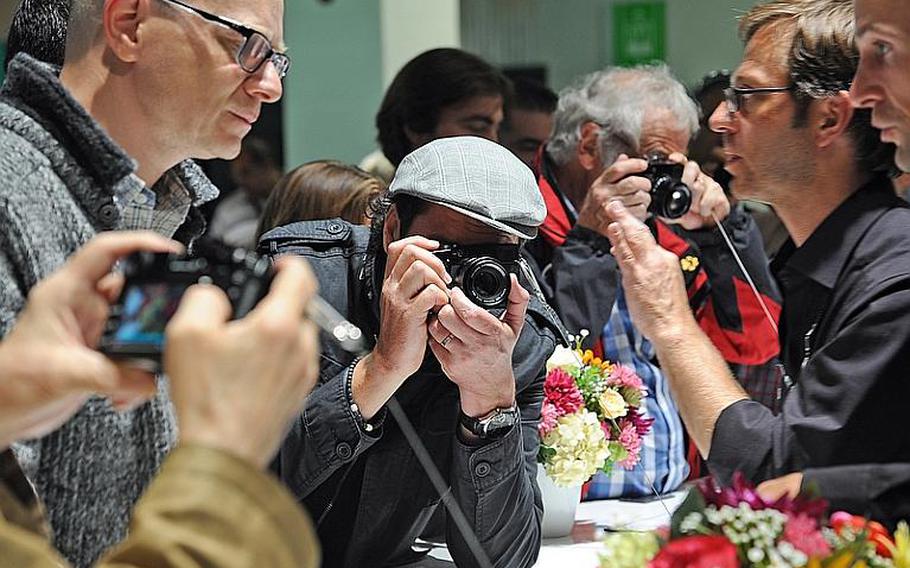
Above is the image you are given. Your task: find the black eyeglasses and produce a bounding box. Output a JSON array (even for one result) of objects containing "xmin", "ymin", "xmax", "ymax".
[
  {"xmin": 157, "ymin": 0, "xmax": 290, "ymax": 80},
  {"xmin": 723, "ymin": 85, "xmax": 793, "ymax": 114}
]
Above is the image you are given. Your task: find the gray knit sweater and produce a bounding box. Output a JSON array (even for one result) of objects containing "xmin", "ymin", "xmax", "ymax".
[{"xmin": 0, "ymin": 54, "xmax": 217, "ymax": 567}]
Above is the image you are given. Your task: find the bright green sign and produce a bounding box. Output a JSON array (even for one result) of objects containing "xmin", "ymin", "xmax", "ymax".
[{"xmin": 613, "ymin": 2, "xmax": 666, "ymax": 66}]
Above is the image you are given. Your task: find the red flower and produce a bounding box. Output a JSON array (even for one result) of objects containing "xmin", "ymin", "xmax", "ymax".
[
  {"xmin": 544, "ymin": 368, "xmax": 583, "ymax": 416},
  {"xmin": 648, "ymin": 536, "xmax": 739, "ymax": 568},
  {"xmin": 830, "ymin": 511, "xmax": 893, "ymax": 558}
]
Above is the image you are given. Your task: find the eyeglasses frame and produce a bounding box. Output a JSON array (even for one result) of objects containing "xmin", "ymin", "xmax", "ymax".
[
  {"xmin": 723, "ymin": 85, "xmax": 794, "ymax": 114},
  {"xmin": 157, "ymin": 0, "xmax": 290, "ymax": 79}
]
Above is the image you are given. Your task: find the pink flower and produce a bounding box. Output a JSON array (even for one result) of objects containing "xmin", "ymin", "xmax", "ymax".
[
  {"xmin": 782, "ymin": 513, "xmax": 831, "ymax": 558},
  {"xmin": 617, "ymin": 422, "xmax": 642, "ymax": 469},
  {"xmin": 538, "ymin": 401, "xmax": 559, "ymax": 437},
  {"xmin": 544, "ymin": 368, "xmax": 584, "ymax": 416},
  {"xmin": 608, "ymin": 364, "xmax": 644, "ymax": 390}
]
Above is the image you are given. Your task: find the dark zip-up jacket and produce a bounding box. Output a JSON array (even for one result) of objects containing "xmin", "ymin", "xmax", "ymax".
[{"xmin": 259, "ymin": 220, "xmax": 563, "ymax": 568}]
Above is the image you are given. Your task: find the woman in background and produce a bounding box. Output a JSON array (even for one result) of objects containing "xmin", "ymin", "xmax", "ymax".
[{"xmin": 257, "ymin": 161, "xmax": 384, "ymax": 238}]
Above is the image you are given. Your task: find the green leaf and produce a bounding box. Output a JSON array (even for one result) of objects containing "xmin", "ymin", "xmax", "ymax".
[{"xmin": 670, "ymin": 487, "xmax": 707, "ymax": 539}]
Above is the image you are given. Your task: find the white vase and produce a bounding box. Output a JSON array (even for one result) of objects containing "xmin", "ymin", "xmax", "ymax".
[{"xmin": 536, "ymin": 464, "xmax": 582, "ymax": 538}]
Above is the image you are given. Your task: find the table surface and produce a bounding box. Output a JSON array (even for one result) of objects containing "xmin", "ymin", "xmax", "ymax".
[{"xmin": 414, "ymin": 490, "xmax": 689, "ymax": 567}]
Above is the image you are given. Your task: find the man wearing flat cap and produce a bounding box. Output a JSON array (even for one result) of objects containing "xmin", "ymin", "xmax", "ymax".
[{"xmin": 258, "ymin": 136, "xmax": 564, "ymax": 568}]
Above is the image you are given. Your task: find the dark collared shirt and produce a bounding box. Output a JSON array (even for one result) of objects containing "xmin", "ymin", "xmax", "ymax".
[{"xmin": 708, "ymin": 175, "xmax": 910, "ymax": 491}]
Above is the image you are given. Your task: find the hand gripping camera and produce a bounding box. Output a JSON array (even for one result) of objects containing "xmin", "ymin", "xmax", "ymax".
[
  {"xmin": 100, "ymin": 245, "xmax": 363, "ymax": 371},
  {"xmin": 434, "ymin": 243, "xmax": 521, "ymax": 310},
  {"xmin": 642, "ymin": 153, "xmax": 692, "ymax": 219}
]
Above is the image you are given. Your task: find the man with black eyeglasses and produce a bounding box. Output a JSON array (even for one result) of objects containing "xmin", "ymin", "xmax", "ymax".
[
  {"xmin": 602, "ymin": 0, "xmax": 910, "ymax": 527},
  {"xmin": 0, "ymin": 0, "xmax": 289, "ymax": 565}
]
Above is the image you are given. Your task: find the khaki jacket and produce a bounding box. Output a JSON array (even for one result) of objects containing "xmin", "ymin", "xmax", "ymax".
[{"xmin": 0, "ymin": 445, "xmax": 320, "ymax": 568}]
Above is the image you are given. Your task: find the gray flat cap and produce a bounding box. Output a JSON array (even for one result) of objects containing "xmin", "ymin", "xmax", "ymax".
[{"xmin": 389, "ymin": 136, "xmax": 546, "ymax": 239}]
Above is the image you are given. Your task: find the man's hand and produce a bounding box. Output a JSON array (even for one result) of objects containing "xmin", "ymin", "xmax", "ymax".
[
  {"xmin": 427, "ymin": 274, "xmax": 528, "ymax": 417},
  {"xmin": 0, "ymin": 232, "xmax": 182, "ymax": 449},
  {"xmin": 353, "ymin": 236, "xmax": 451, "ymax": 419},
  {"xmin": 757, "ymin": 472, "xmax": 804, "ymax": 501},
  {"xmin": 660, "ymin": 153, "xmax": 731, "ymax": 230},
  {"xmin": 605, "ymin": 201, "xmax": 693, "ymax": 342},
  {"xmin": 576, "ymin": 154, "xmax": 652, "ymax": 232},
  {"xmin": 165, "ymin": 256, "xmax": 320, "ymax": 470}
]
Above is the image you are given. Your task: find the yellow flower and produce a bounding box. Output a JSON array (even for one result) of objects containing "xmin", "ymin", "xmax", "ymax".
[
  {"xmin": 599, "ymin": 389, "xmax": 628, "ymax": 420},
  {"xmin": 680, "ymin": 255, "xmax": 700, "ymax": 272},
  {"xmin": 887, "ymin": 521, "xmax": 910, "ymax": 568},
  {"xmin": 582, "ymin": 350, "xmax": 594, "ymax": 364}
]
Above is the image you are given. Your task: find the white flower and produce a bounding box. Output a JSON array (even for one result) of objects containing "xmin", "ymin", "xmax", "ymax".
[
  {"xmin": 542, "ymin": 411, "xmax": 611, "ymax": 487},
  {"xmin": 599, "ymin": 389, "xmax": 628, "ymax": 420},
  {"xmin": 546, "ymin": 344, "xmax": 581, "ymax": 372}
]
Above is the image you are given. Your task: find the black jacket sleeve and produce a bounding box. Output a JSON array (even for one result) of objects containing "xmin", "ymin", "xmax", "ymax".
[{"xmin": 803, "ymin": 464, "xmax": 910, "ymax": 530}]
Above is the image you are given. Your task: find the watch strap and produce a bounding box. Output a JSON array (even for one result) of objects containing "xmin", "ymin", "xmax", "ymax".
[{"xmin": 459, "ymin": 404, "xmax": 519, "ymax": 438}]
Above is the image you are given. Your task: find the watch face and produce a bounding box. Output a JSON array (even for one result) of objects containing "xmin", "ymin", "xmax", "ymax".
[{"xmin": 482, "ymin": 408, "xmax": 519, "ymax": 435}]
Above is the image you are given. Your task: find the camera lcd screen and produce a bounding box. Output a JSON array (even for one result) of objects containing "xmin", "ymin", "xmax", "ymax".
[{"xmin": 110, "ymin": 282, "xmax": 187, "ymax": 347}]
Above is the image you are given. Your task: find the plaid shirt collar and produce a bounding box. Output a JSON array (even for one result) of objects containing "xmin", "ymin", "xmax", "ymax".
[{"xmin": 113, "ymin": 168, "xmax": 194, "ymax": 237}]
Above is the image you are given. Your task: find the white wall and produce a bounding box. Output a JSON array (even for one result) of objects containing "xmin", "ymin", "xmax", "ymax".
[{"xmin": 380, "ymin": 0, "xmax": 461, "ymax": 88}]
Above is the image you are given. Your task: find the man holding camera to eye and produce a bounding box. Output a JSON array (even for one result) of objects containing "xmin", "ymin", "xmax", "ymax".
[
  {"xmin": 0, "ymin": 231, "xmax": 321, "ymax": 567},
  {"xmin": 604, "ymin": 0, "xmax": 910, "ymax": 528},
  {"xmin": 259, "ymin": 136, "xmax": 564, "ymax": 568},
  {"xmin": 525, "ymin": 63, "xmax": 780, "ymax": 500},
  {"xmin": 0, "ymin": 0, "xmax": 289, "ymax": 564}
]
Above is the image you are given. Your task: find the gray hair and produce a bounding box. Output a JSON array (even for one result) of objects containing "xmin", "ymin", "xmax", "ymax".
[{"xmin": 546, "ymin": 64, "xmax": 700, "ymax": 167}]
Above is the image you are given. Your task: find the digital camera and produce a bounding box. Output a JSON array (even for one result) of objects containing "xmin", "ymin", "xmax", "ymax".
[
  {"xmin": 99, "ymin": 246, "xmax": 274, "ymax": 371},
  {"xmin": 642, "ymin": 153, "xmax": 692, "ymax": 219},
  {"xmin": 434, "ymin": 243, "xmax": 521, "ymax": 310}
]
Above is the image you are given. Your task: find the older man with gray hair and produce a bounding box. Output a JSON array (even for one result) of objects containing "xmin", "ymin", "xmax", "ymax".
[{"xmin": 526, "ymin": 63, "xmax": 780, "ymax": 498}]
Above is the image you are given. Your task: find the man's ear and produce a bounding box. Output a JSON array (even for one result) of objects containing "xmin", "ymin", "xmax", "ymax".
[
  {"xmin": 576, "ymin": 121, "xmax": 603, "ymax": 171},
  {"xmin": 383, "ymin": 205, "xmax": 401, "ymax": 253},
  {"xmin": 816, "ymin": 91, "xmax": 855, "ymax": 149},
  {"xmin": 103, "ymin": 0, "xmax": 148, "ymax": 64}
]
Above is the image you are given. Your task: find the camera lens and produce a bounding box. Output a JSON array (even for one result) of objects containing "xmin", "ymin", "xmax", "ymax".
[
  {"xmin": 651, "ymin": 178, "xmax": 692, "ymax": 219},
  {"xmin": 462, "ymin": 258, "xmax": 510, "ymax": 308},
  {"xmin": 663, "ymin": 183, "xmax": 692, "ymax": 219}
]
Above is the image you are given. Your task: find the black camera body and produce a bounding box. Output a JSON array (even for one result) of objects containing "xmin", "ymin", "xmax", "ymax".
[
  {"xmin": 99, "ymin": 247, "xmax": 273, "ymax": 371},
  {"xmin": 434, "ymin": 243, "xmax": 520, "ymax": 310},
  {"xmin": 642, "ymin": 154, "xmax": 692, "ymax": 219}
]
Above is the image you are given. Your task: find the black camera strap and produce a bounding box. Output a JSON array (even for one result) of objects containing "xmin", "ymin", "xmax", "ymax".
[{"xmin": 386, "ymin": 396, "xmax": 494, "ymax": 568}]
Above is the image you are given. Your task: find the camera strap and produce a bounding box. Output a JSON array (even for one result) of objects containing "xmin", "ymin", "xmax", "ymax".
[
  {"xmin": 386, "ymin": 396, "xmax": 494, "ymax": 568},
  {"xmin": 711, "ymin": 212, "xmax": 780, "ymax": 336}
]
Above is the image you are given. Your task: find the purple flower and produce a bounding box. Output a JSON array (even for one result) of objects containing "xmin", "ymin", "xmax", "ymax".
[{"xmin": 697, "ymin": 472, "xmax": 828, "ymax": 519}]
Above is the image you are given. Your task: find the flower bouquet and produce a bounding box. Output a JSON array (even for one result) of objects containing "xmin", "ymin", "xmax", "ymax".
[
  {"xmin": 537, "ymin": 331, "xmax": 653, "ymax": 487},
  {"xmin": 599, "ymin": 472, "xmax": 910, "ymax": 568}
]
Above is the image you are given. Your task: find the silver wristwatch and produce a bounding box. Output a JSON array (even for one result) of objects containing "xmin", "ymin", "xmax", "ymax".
[{"xmin": 459, "ymin": 404, "xmax": 519, "ymax": 439}]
